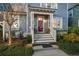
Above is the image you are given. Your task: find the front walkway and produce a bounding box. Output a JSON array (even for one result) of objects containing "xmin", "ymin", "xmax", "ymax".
[{"xmin": 33, "ymin": 45, "xmax": 68, "ymax": 56}]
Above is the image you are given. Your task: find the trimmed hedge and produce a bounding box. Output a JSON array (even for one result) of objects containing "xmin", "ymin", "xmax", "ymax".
[
  {"xmin": 58, "ymin": 39, "xmax": 79, "ymax": 55},
  {"xmin": 0, "ymin": 45, "xmax": 32, "ymax": 56},
  {"xmin": 57, "ymin": 27, "xmax": 79, "ymax": 55}
]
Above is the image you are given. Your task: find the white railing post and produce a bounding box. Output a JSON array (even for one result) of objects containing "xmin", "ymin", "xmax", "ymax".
[
  {"xmin": 50, "ymin": 13, "xmax": 56, "ymax": 42},
  {"xmin": 26, "ymin": 13, "xmax": 28, "ymax": 33},
  {"xmin": 3, "ymin": 21, "xmax": 5, "ymax": 41},
  {"xmin": 30, "ymin": 12, "xmax": 34, "ymax": 44}
]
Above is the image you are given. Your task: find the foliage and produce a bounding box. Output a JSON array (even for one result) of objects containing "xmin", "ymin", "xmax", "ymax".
[
  {"xmin": 57, "ymin": 27, "xmax": 79, "ymax": 55},
  {"xmin": 26, "ymin": 35, "xmax": 32, "ymax": 43},
  {"xmin": 57, "ymin": 33, "xmax": 64, "ymax": 41},
  {"xmin": 58, "ymin": 39, "xmax": 79, "ymax": 55},
  {"xmin": 0, "ymin": 31, "xmax": 3, "ymax": 40},
  {"xmin": 14, "ymin": 39, "xmax": 24, "ymax": 46},
  {"xmin": 45, "ymin": 28, "xmax": 50, "ymax": 33},
  {"xmin": 0, "ymin": 45, "xmax": 8, "ymax": 53},
  {"xmin": 63, "ymin": 33, "xmax": 79, "ymax": 42},
  {"xmin": 0, "ymin": 44, "xmax": 32, "ymax": 56},
  {"xmin": 68, "ymin": 27, "xmax": 79, "ymax": 35}
]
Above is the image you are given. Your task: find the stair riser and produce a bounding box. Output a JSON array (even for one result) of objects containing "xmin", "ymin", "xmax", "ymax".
[
  {"xmin": 34, "ymin": 40, "xmax": 56, "ymax": 44},
  {"xmin": 35, "ymin": 35, "xmax": 52, "ymax": 37},
  {"xmin": 35, "ymin": 34, "xmax": 51, "ymax": 36},
  {"xmin": 34, "ymin": 34, "xmax": 55, "ymax": 44},
  {"xmin": 35, "ymin": 38, "xmax": 53, "ymax": 40},
  {"xmin": 35, "ymin": 37, "xmax": 53, "ymax": 39}
]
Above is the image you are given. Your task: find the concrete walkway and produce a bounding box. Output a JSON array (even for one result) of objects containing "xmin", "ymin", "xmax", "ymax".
[{"xmin": 33, "ymin": 45, "xmax": 68, "ymax": 56}]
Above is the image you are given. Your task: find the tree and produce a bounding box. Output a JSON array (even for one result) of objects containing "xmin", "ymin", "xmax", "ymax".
[{"xmin": 4, "ymin": 12, "xmax": 17, "ymax": 45}]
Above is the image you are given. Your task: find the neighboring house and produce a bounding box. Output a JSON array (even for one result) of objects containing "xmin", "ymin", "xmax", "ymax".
[
  {"xmin": 0, "ymin": 3, "xmax": 68, "ymax": 44},
  {"xmin": 68, "ymin": 3, "xmax": 79, "ymax": 27}
]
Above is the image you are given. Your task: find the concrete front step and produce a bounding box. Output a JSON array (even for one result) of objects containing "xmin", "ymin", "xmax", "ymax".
[
  {"xmin": 35, "ymin": 34, "xmax": 52, "ymax": 36},
  {"xmin": 35, "ymin": 34, "xmax": 51, "ymax": 36},
  {"xmin": 35, "ymin": 36, "xmax": 52, "ymax": 38},
  {"xmin": 34, "ymin": 40, "xmax": 56, "ymax": 44},
  {"xmin": 34, "ymin": 34, "xmax": 55, "ymax": 44},
  {"xmin": 34, "ymin": 34, "xmax": 53, "ymax": 38},
  {"xmin": 34, "ymin": 38, "xmax": 54, "ymax": 40}
]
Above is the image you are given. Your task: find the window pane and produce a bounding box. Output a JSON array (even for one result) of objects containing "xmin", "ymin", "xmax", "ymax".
[
  {"xmin": 47, "ymin": 3, "xmax": 51, "ymax": 8},
  {"xmin": 29, "ymin": 3, "xmax": 40, "ymax": 7},
  {"xmin": 42, "ymin": 3, "xmax": 46, "ymax": 8}
]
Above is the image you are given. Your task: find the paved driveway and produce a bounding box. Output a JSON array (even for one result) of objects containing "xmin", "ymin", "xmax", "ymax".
[{"xmin": 33, "ymin": 45, "xmax": 68, "ymax": 56}]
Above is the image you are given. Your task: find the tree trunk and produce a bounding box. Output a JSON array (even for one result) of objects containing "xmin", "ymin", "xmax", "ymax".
[{"xmin": 8, "ymin": 26, "xmax": 12, "ymax": 46}]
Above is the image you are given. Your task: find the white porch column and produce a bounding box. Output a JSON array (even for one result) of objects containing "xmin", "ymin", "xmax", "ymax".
[
  {"xmin": 50, "ymin": 13, "xmax": 56, "ymax": 42},
  {"xmin": 30, "ymin": 12, "xmax": 34, "ymax": 44},
  {"xmin": 26, "ymin": 4, "xmax": 29, "ymax": 33},
  {"xmin": 3, "ymin": 21, "xmax": 5, "ymax": 41}
]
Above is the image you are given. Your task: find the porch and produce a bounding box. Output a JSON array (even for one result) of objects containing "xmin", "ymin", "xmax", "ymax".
[{"xmin": 30, "ymin": 11, "xmax": 56, "ymax": 44}]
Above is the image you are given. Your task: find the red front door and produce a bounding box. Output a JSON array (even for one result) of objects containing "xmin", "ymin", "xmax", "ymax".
[{"xmin": 38, "ymin": 16, "xmax": 43, "ymax": 32}]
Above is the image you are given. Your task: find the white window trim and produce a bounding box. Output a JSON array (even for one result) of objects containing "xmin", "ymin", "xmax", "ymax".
[
  {"xmin": 40, "ymin": 3, "xmax": 42, "ymax": 7},
  {"xmin": 72, "ymin": 9, "xmax": 73, "ymax": 17},
  {"xmin": 55, "ymin": 3, "xmax": 58, "ymax": 9},
  {"xmin": 12, "ymin": 15, "xmax": 20, "ymax": 30},
  {"xmin": 51, "ymin": 3, "xmax": 58, "ymax": 9},
  {"xmin": 78, "ymin": 19, "xmax": 79, "ymax": 27},
  {"xmin": 46, "ymin": 3, "xmax": 47, "ymax": 8}
]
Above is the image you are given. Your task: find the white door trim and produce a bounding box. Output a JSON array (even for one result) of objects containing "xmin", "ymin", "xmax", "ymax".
[{"xmin": 30, "ymin": 12, "xmax": 34, "ymax": 44}]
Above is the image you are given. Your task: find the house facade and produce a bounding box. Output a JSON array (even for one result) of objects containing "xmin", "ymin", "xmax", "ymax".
[
  {"xmin": 54, "ymin": 3, "xmax": 68, "ymax": 32},
  {"xmin": 0, "ymin": 3, "xmax": 68, "ymax": 44},
  {"xmin": 68, "ymin": 3, "xmax": 79, "ymax": 27}
]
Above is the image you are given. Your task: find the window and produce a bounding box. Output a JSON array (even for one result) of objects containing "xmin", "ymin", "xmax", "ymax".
[
  {"xmin": 47, "ymin": 3, "xmax": 51, "ymax": 8},
  {"xmin": 41, "ymin": 3, "xmax": 46, "ymax": 8},
  {"xmin": 51, "ymin": 3, "xmax": 58, "ymax": 9},
  {"xmin": 53, "ymin": 17, "xmax": 63, "ymax": 29},
  {"xmin": 29, "ymin": 3, "xmax": 40, "ymax": 7},
  {"xmin": 12, "ymin": 15, "xmax": 19, "ymax": 30},
  {"xmin": 78, "ymin": 19, "xmax": 79, "ymax": 27},
  {"xmin": 68, "ymin": 9, "xmax": 73, "ymax": 17}
]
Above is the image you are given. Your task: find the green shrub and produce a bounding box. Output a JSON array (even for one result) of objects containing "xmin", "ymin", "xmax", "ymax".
[
  {"xmin": 68, "ymin": 27, "xmax": 79, "ymax": 35},
  {"xmin": 57, "ymin": 33, "xmax": 64, "ymax": 41},
  {"xmin": 14, "ymin": 40, "xmax": 24, "ymax": 46},
  {"xmin": 0, "ymin": 31, "xmax": 3, "ymax": 40},
  {"xmin": 0, "ymin": 45, "xmax": 8, "ymax": 52},
  {"xmin": 27, "ymin": 35, "xmax": 32, "ymax": 43},
  {"xmin": 23, "ymin": 35, "xmax": 32, "ymax": 44},
  {"xmin": 63, "ymin": 33, "xmax": 79, "ymax": 42},
  {"xmin": 23, "ymin": 39, "xmax": 28, "ymax": 44},
  {"xmin": 58, "ymin": 39, "xmax": 79, "ymax": 55},
  {"xmin": 57, "ymin": 27, "xmax": 79, "ymax": 55},
  {"xmin": 1, "ymin": 45, "xmax": 32, "ymax": 56},
  {"xmin": 45, "ymin": 28, "xmax": 50, "ymax": 33}
]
